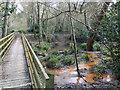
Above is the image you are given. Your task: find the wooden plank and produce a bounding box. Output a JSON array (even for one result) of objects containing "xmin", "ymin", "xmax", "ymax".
[{"xmin": 3, "ymin": 82, "xmax": 31, "ymax": 89}]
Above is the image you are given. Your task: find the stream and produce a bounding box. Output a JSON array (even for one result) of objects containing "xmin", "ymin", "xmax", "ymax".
[
  {"xmin": 46, "ymin": 52, "xmax": 114, "ymax": 85},
  {"xmin": 25, "ymin": 34, "xmax": 116, "ymax": 88}
]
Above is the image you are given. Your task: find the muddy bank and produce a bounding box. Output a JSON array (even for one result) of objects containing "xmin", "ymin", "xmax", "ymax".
[
  {"xmin": 25, "ymin": 34, "xmax": 119, "ymax": 89},
  {"xmin": 45, "ymin": 52, "xmax": 119, "ymax": 89},
  {"xmin": 54, "ymin": 81, "xmax": 120, "ymax": 89}
]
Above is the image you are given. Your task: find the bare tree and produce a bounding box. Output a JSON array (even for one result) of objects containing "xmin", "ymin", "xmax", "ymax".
[
  {"xmin": 2, "ymin": 2, "xmax": 9, "ymax": 37},
  {"xmin": 37, "ymin": 2, "xmax": 41, "ymax": 44},
  {"xmin": 32, "ymin": 2, "xmax": 36, "ymax": 38},
  {"xmin": 68, "ymin": 2, "xmax": 81, "ymax": 77}
]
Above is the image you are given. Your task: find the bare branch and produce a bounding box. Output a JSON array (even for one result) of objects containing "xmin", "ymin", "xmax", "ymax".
[{"xmin": 40, "ymin": 2, "xmax": 91, "ymax": 30}]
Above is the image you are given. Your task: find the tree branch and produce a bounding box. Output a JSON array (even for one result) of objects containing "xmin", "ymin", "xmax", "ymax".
[{"xmin": 40, "ymin": 2, "xmax": 91, "ymax": 30}]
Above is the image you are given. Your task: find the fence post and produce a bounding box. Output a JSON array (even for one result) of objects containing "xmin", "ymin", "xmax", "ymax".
[{"xmin": 46, "ymin": 73, "xmax": 54, "ymax": 88}]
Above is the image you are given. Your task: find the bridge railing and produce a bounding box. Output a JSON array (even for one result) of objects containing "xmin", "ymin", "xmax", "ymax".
[
  {"xmin": 0, "ymin": 33, "xmax": 15, "ymax": 62},
  {"xmin": 22, "ymin": 33, "xmax": 52, "ymax": 88}
]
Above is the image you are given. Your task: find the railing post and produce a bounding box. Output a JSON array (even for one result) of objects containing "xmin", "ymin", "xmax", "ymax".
[
  {"xmin": 46, "ymin": 73, "xmax": 54, "ymax": 88},
  {"xmin": 0, "ymin": 42, "xmax": 1, "ymax": 60}
]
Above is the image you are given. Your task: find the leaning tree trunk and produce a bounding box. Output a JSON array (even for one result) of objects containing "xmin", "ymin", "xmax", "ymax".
[
  {"xmin": 87, "ymin": 2, "xmax": 110, "ymax": 51},
  {"xmin": 2, "ymin": 2, "xmax": 9, "ymax": 38},
  {"xmin": 68, "ymin": 3, "xmax": 81, "ymax": 76}
]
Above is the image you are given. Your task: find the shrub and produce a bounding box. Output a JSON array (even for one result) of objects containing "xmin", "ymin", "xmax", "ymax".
[
  {"xmin": 18, "ymin": 30, "xmax": 27, "ymax": 33},
  {"xmin": 70, "ymin": 43, "xmax": 74, "ymax": 49},
  {"xmin": 54, "ymin": 42, "xmax": 59, "ymax": 46},
  {"xmin": 93, "ymin": 41, "xmax": 101, "ymax": 51},
  {"xmin": 80, "ymin": 43, "xmax": 87, "ymax": 49},
  {"xmin": 45, "ymin": 55, "xmax": 58, "ymax": 61},
  {"xmin": 51, "ymin": 50, "xmax": 59, "ymax": 55},
  {"xmin": 68, "ymin": 48, "xmax": 80, "ymax": 55},
  {"xmin": 62, "ymin": 56, "xmax": 75, "ymax": 65},
  {"xmin": 81, "ymin": 54, "xmax": 89, "ymax": 61},
  {"xmin": 68, "ymin": 49, "xmax": 75, "ymax": 54},
  {"xmin": 101, "ymin": 47, "xmax": 110, "ymax": 55},
  {"xmin": 77, "ymin": 48, "xmax": 81, "ymax": 53},
  {"xmin": 94, "ymin": 58, "xmax": 112, "ymax": 75},
  {"xmin": 11, "ymin": 30, "xmax": 15, "ymax": 33},
  {"xmin": 35, "ymin": 43, "xmax": 51, "ymax": 51},
  {"xmin": 27, "ymin": 24, "xmax": 39, "ymax": 33},
  {"xmin": 61, "ymin": 55, "xmax": 66, "ymax": 59},
  {"xmin": 75, "ymin": 28, "xmax": 88, "ymax": 43},
  {"xmin": 32, "ymin": 45, "xmax": 37, "ymax": 53},
  {"xmin": 46, "ymin": 56, "xmax": 61, "ymax": 69},
  {"xmin": 40, "ymin": 49, "xmax": 46, "ymax": 53},
  {"xmin": 64, "ymin": 49, "xmax": 69, "ymax": 55}
]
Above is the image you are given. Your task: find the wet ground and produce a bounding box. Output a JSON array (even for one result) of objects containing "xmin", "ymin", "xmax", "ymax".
[
  {"xmin": 26, "ymin": 33, "xmax": 120, "ymax": 89},
  {"xmin": 46, "ymin": 52, "xmax": 114, "ymax": 86}
]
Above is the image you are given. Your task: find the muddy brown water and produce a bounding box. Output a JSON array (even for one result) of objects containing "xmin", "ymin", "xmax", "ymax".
[
  {"xmin": 46, "ymin": 52, "xmax": 114, "ymax": 85},
  {"xmin": 25, "ymin": 34, "xmax": 114, "ymax": 85}
]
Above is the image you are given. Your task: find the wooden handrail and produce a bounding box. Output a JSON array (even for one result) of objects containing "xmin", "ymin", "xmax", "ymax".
[
  {"xmin": 0, "ymin": 32, "xmax": 15, "ymax": 62},
  {"xmin": 25, "ymin": 36, "xmax": 49, "ymax": 80},
  {"xmin": 0, "ymin": 33, "xmax": 14, "ymax": 42},
  {"xmin": 0, "ymin": 35, "xmax": 15, "ymax": 56},
  {"xmin": 0, "ymin": 35, "xmax": 14, "ymax": 49},
  {"xmin": 22, "ymin": 33, "xmax": 50, "ymax": 88}
]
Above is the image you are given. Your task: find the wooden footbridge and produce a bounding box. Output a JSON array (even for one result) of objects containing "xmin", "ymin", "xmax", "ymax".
[{"xmin": 0, "ymin": 32, "xmax": 53, "ymax": 89}]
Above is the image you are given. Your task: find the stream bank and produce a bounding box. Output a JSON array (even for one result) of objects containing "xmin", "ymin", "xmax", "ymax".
[{"xmin": 25, "ymin": 33, "xmax": 120, "ymax": 89}]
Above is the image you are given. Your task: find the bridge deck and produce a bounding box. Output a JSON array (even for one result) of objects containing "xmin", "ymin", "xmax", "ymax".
[{"xmin": 0, "ymin": 34, "xmax": 31, "ymax": 89}]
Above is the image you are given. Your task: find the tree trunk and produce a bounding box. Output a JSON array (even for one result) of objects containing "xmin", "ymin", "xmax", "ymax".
[
  {"xmin": 87, "ymin": 2, "xmax": 110, "ymax": 51},
  {"xmin": 2, "ymin": 2, "xmax": 9, "ymax": 38},
  {"xmin": 118, "ymin": 2, "xmax": 120, "ymax": 56},
  {"xmin": 32, "ymin": 2, "xmax": 36, "ymax": 38},
  {"xmin": 68, "ymin": 3, "xmax": 81, "ymax": 76},
  {"xmin": 37, "ymin": 2, "xmax": 41, "ymax": 44},
  {"xmin": 87, "ymin": 35, "xmax": 96, "ymax": 51}
]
